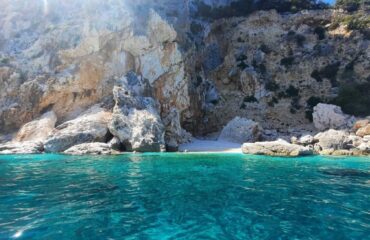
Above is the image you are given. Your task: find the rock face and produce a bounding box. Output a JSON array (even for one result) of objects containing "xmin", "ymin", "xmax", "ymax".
[
  {"xmin": 218, "ymin": 117, "xmax": 261, "ymax": 143},
  {"xmin": 15, "ymin": 111, "xmax": 57, "ymax": 142},
  {"xmin": 313, "ymin": 104, "xmax": 354, "ymax": 131},
  {"xmin": 0, "ymin": 141, "xmax": 44, "ymax": 154},
  {"xmin": 0, "ymin": 1, "xmax": 369, "ymax": 154},
  {"xmin": 64, "ymin": 143, "xmax": 116, "ymax": 155},
  {"xmin": 108, "ymin": 75, "xmax": 165, "ymax": 152},
  {"xmin": 44, "ymin": 106, "xmax": 112, "ymax": 153},
  {"xmin": 242, "ymin": 140, "xmax": 313, "ymax": 157}
]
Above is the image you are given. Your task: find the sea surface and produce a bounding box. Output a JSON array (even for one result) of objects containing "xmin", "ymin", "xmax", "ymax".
[{"xmin": 0, "ymin": 153, "xmax": 369, "ymax": 239}]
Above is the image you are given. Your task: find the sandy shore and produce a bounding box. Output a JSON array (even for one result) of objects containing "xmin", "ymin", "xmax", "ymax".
[{"xmin": 179, "ymin": 139, "xmax": 242, "ymax": 153}]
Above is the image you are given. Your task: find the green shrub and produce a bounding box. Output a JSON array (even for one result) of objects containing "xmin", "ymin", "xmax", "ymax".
[
  {"xmin": 280, "ymin": 56, "xmax": 295, "ymax": 67},
  {"xmin": 194, "ymin": 0, "xmax": 328, "ymax": 20},
  {"xmin": 331, "ymin": 13, "xmax": 370, "ymax": 36},
  {"xmin": 257, "ymin": 0, "xmax": 329, "ymax": 13},
  {"xmin": 265, "ymin": 81, "xmax": 280, "ymax": 91},
  {"xmin": 306, "ymin": 96, "xmax": 323, "ymax": 108},
  {"xmin": 237, "ymin": 61, "xmax": 248, "ymax": 70},
  {"xmin": 285, "ymin": 85, "xmax": 299, "ymax": 97},
  {"xmin": 268, "ymin": 97, "xmax": 279, "ymax": 107},
  {"xmin": 277, "ymin": 85, "xmax": 300, "ymax": 99},
  {"xmin": 0, "ymin": 58, "xmax": 9, "ymax": 64},
  {"xmin": 305, "ymin": 96, "xmax": 325, "ymax": 121},
  {"xmin": 236, "ymin": 54, "xmax": 247, "ymax": 62},
  {"xmin": 190, "ymin": 22, "xmax": 203, "ymax": 34},
  {"xmin": 295, "ymin": 34, "xmax": 306, "ymax": 47},
  {"xmin": 311, "ymin": 70, "xmax": 323, "ymax": 82},
  {"xmin": 314, "ymin": 26, "xmax": 326, "ymax": 40},
  {"xmin": 332, "ymin": 82, "xmax": 370, "ymax": 116},
  {"xmin": 290, "ymin": 96, "xmax": 302, "ymax": 114},
  {"xmin": 335, "ymin": 0, "xmax": 364, "ymax": 12},
  {"xmin": 244, "ymin": 96, "xmax": 258, "ymax": 103},
  {"xmin": 346, "ymin": 14, "xmax": 370, "ymax": 31},
  {"xmin": 311, "ymin": 62, "xmax": 341, "ymax": 85},
  {"xmin": 260, "ymin": 44, "xmax": 271, "ymax": 54}
]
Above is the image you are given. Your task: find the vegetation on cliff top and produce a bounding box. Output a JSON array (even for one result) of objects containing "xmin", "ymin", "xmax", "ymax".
[{"xmin": 194, "ymin": 0, "xmax": 329, "ymax": 19}]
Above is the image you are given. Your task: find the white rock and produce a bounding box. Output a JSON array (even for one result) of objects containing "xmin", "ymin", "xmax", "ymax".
[
  {"xmin": 298, "ymin": 134, "xmax": 315, "ymax": 145},
  {"xmin": 219, "ymin": 117, "xmax": 261, "ymax": 144},
  {"xmin": 14, "ymin": 111, "xmax": 57, "ymax": 142},
  {"xmin": 357, "ymin": 142, "xmax": 370, "ymax": 152},
  {"xmin": 44, "ymin": 106, "xmax": 112, "ymax": 153},
  {"xmin": 242, "ymin": 139, "xmax": 313, "ymax": 156},
  {"xmin": 0, "ymin": 141, "xmax": 44, "ymax": 154},
  {"xmin": 108, "ymin": 77, "xmax": 165, "ymax": 152},
  {"xmin": 313, "ymin": 103, "xmax": 354, "ymax": 131},
  {"xmin": 314, "ymin": 129, "xmax": 349, "ymax": 151},
  {"xmin": 64, "ymin": 143, "xmax": 116, "ymax": 155}
]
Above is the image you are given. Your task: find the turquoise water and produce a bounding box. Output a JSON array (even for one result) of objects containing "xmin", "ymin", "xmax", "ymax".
[{"xmin": 0, "ymin": 154, "xmax": 369, "ymax": 240}]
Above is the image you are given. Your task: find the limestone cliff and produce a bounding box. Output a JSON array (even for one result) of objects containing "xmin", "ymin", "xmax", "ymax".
[{"xmin": 0, "ymin": 0, "xmax": 369, "ymax": 152}]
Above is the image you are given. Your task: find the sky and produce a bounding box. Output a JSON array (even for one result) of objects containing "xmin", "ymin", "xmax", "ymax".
[{"xmin": 323, "ymin": 0, "xmax": 335, "ymax": 4}]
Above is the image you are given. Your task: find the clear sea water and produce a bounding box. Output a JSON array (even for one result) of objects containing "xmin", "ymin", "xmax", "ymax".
[{"xmin": 0, "ymin": 153, "xmax": 369, "ymax": 240}]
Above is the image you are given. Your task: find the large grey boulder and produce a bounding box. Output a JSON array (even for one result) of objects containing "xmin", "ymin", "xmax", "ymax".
[
  {"xmin": 242, "ymin": 139, "xmax": 313, "ymax": 157},
  {"xmin": 314, "ymin": 129, "xmax": 349, "ymax": 151},
  {"xmin": 44, "ymin": 106, "xmax": 112, "ymax": 153},
  {"xmin": 0, "ymin": 141, "xmax": 44, "ymax": 154},
  {"xmin": 64, "ymin": 143, "xmax": 116, "ymax": 155},
  {"xmin": 108, "ymin": 75, "xmax": 165, "ymax": 152},
  {"xmin": 219, "ymin": 117, "xmax": 261, "ymax": 144},
  {"xmin": 14, "ymin": 111, "xmax": 57, "ymax": 142},
  {"xmin": 313, "ymin": 103, "xmax": 354, "ymax": 131}
]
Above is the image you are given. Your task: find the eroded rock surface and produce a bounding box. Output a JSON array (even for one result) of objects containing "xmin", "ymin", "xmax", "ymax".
[
  {"xmin": 15, "ymin": 111, "xmax": 57, "ymax": 142},
  {"xmin": 64, "ymin": 143, "xmax": 116, "ymax": 155},
  {"xmin": 218, "ymin": 117, "xmax": 261, "ymax": 144},
  {"xmin": 108, "ymin": 76, "xmax": 165, "ymax": 152},
  {"xmin": 0, "ymin": 141, "xmax": 44, "ymax": 154},
  {"xmin": 0, "ymin": 1, "xmax": 369, "ymax": 155},
  {"xmin": 242, "ymin": 140, "xmax": 313, "ymax": 157},
  {"xmin": 44, "ymin": 106, "xmax": 112, "ymax": 153},
  {"xmin": 314, "ymin": 129, "xmax": 349, "ymax": 151},
  {"xmin": 313, "ymin": 104, "xmax": 354, "ymax": 131}
]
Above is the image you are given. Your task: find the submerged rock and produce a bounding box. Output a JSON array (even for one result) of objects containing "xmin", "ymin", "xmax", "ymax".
[
  {"xmin": 64, "ymin": 143, "xmax": 117, "ymax": 155},
  {"xmin": 219, "ymin": 117, "xmax": 261, "ymax": 144},
  {"xmin": 15, "ymin": 111, "xmax": 57, "ymax": 142},
  {"xmin": 242, "ymin": 140, "xmax": 313, "ymax": 157},
  {"xmin": 319, "ymin": 168, "xmax": 370, "ymax": 177},
  {"xmin": 0, "ymin": 141, "xmax": 44, "ymax": 154},
  {"xmin": 44, "ymin": 106, "xmax": 112, "ymax": 153}
]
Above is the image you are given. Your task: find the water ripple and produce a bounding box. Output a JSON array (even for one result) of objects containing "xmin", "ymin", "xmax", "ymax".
[{"xmin": 0, "ymin": 154, "xmax": 369, "ymax": 239}]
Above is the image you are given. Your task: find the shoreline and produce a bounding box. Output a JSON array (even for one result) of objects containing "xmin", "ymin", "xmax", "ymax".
[{"xmin": 179, "ymin": 139, "xmax": 242, "ymax": 153}]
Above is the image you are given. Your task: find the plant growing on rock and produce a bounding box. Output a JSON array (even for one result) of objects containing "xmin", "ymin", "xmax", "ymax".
[
  {"xmin": 280, "ymin": 56, "xmax": 295, "ymax": 67},
  {"xmin": 332, "ymin": 82, "xmax": 370, "ymax": 116},
  {"xmin": 314, "ymin": 26, "xmax": 326, "ymax": 40}
]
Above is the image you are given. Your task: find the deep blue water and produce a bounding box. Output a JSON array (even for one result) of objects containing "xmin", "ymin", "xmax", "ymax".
[{"xmin": 0, "ymin": 153, "xmax": 369, "ymax": 240}]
